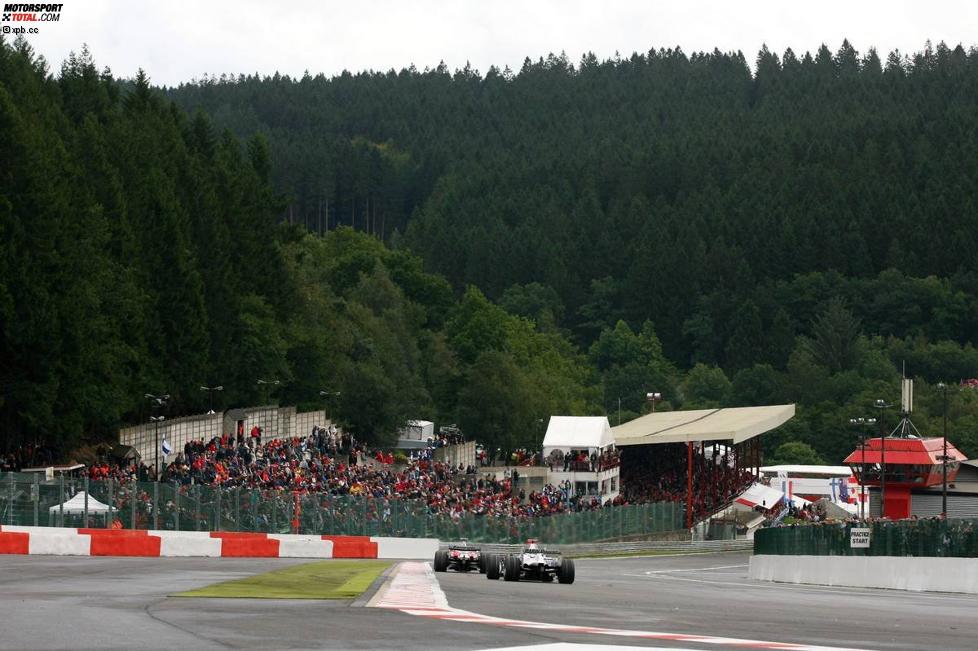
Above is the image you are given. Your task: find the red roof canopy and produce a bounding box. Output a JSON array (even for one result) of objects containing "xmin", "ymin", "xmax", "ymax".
[{"xmin": 843, "ymin": 437, "xmax": 967, "ymax": 466}]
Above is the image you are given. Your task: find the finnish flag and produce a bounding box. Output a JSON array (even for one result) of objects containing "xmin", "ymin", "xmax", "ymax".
[{"xmin": 161, "ymin": 438, "xmax": 172, "ymax": 456}]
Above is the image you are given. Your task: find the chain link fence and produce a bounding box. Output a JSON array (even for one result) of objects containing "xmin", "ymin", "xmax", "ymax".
[
  {"xmin": 754, "ymin": 519, "xmax": 978, "ymax": 557},
  {"xmin": 0, "ymin": 472, "xmax": 685, "ymax": 544}
]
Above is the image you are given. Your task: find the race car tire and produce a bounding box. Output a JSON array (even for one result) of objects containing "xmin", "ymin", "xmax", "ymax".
[
  {"xmin": 433, "ymin": 550, "xmax": 448, "ymax": 572},
  {"xmin": 486, "ymin": 554, "xmax": 500, "ymax": 580},
  {"xmin": 503, "ymin": 555, "xmax": 521, "ymax": 582},
  {"xmin": 557, "ymin": 559, "xmax": 575, "ymax": 584},
  {"xmin": 479, "ymin": 554, "xmax": 487, "ymax": 574}
]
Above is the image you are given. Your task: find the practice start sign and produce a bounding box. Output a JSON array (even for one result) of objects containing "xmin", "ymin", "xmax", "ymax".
[{"xmin": 850, "ymin": 527, "xmax": 871, "ymax": 548}]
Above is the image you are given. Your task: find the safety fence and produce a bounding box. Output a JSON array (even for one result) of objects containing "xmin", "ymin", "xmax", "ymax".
[
  {"xmin": 754, "ymin": 519, "xmax": 978, "ymax": 557},
  {"xmin": 0, "ymin": 473, "xmax": 685, "ymax": 544}
]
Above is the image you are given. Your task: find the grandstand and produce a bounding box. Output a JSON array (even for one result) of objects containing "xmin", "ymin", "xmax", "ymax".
[{"xmin": 613, "ymin": 405, "xmax": 796, "ymax": 529}]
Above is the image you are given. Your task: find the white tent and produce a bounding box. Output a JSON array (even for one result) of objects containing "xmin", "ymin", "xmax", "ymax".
[
  {"xmin": 49, "ymin": 491, "xmax": 112, "ymax": 515},
  {"xmin": 543, "ymin": 416, "xmax": 614, "ymax": 455},
  {"xmin": 399, "ymin": 420, "xmax": 434, "ymax": 442}
]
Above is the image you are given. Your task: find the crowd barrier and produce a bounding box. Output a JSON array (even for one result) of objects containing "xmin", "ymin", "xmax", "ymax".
[
  {"xmin": 749, "ymin": 555, "xmax": 978, "ymax": 594},
  {"xmin": 0, "ymin": 525, "xmax": 437, "ymax": 559},
  {"xmin": 751, "ymin": 519, "xmax": 978, "ymax": 594},
  {"xmin": 754, "ymin": 519, "xmax": 978, "ymax": 557},
  {"xmin": 0, "ymin": 472, "xmax": 685, "ymax": 544}
]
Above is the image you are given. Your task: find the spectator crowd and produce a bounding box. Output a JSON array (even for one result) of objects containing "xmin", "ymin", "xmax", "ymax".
[
  {"xmin": 547, "ymin": 448, "xmax": 621, "ymax": 473},
  {"xmin": 620, "ymin": 444, "xmax": 754, "ymax": 519},
  {"xmin": 16, "ymin": 424, "xmax": 762, "ymax": 526},
  {"xmin": 79, "ymin": 426, "xmax": 607, "ymax": 521}
]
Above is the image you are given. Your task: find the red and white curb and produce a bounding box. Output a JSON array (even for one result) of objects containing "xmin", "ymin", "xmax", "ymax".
[
  {"xmin": 368, "ymin": 558, "xmax": 449, "ymax": 609},
  {"xmin": 0, "ymin": 525, "xmax": 437, "ymax": 559},
  {"xmin": 370, "ymin": 562, "xmax": 872, "ymax": 651}
]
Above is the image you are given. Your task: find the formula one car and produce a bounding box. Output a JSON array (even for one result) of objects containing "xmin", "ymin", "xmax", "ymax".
[
  {"xmin": 433, "ymin": 540, "xmax": 486, "ymax": 573},
  {"xmin": 485, "ymin": 540, "xmax": 575, "ymax": 584}
]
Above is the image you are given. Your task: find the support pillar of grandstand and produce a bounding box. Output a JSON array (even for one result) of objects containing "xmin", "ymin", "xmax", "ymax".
[
  {"xmin": 755, "ymin": 438, "xmax": 761, "ymax": 477},
  {"xmin": 686, "ymin": 441, "xmax": 693, "ymax": 528},
  {"xmin": 613, "ymin": 405, "xmax": 795, "ymax": 531}
]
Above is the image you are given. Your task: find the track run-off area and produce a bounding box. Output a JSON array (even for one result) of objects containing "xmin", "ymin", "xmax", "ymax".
[{"xmin": 0, "ymin": 552, "xmax": 974, "ymax": 651}]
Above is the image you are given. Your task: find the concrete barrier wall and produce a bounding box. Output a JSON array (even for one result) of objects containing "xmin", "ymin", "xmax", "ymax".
[
  {"xmin": 120, "ymin": 407, "xmax": 331, "ymax": 463},
  {"xmin": 120, "ymin": 413, "xmax": 223, "ymax": 463},
  {"xmin": 269, "ymin": 534, "xmax": 334, "ymax": 558},
  {"xmin": 749, "ymin": 554, "xmax": 978, "ymax": 594},
  {"xmin": 0, "ymin": 525, "xmax": 434, "ymax": 560},
  {"xmin": 434, "ymin": 441, "xmax": 476, "ymax": 469},
  {"xmin": 159, "ymin": 536, "xmax": 223, "ymax": 557},
  {"xmin": 292, "ymin": 410, "xmax": 330, "ymax": 439},
  {"xmin": 372, "ymin": 536, "xmax": 440, "ymax": 559}
]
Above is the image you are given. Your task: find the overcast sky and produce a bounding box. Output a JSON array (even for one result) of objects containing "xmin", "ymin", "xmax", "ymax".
[{"xmin": 20, "ymin": 0, "xmax": 978, "ymax": 86}]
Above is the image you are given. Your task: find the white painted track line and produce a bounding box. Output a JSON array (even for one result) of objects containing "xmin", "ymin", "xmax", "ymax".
[{"xmin": 369, "ymin": 562, "xmax": 875, "ymax": 651}]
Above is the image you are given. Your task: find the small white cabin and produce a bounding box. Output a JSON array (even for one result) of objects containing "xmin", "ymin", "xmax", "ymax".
[{"xmin": 543, "ymin": 416, "xmax": 620, "ymax": 503}]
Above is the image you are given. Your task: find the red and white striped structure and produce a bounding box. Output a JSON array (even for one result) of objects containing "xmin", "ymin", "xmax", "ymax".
[{"xmin": 0, "ymin": 525, "xmax": 436, "ymax": 559}]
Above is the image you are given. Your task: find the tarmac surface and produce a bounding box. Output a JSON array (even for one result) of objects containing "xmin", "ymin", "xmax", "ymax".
[{"xmin": 0, "ymin": 552, "xmax": 974, "ymax": 651}]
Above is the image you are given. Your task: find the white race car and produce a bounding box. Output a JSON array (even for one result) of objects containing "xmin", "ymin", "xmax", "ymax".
[
  {"xmin": 433, "ymin": 541, "xmax": 486, "ymax": 573},
  {"xmin": 486, "ymin": 540, "xmax": 575, "ymax": 584}
]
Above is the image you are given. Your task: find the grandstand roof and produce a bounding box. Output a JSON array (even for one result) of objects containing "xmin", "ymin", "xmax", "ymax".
[
  {"xmin": 612, "ymin": 404, "xmax": 795, "ymax": 447},
  {"xmin": 543, "ymin": 416, "xmax": 614, "ymax": 451}
]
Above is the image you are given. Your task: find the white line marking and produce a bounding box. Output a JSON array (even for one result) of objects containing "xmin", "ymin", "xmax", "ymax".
[
  {"xmin": 623, "ymin": 571, "xmax": 978, "ymax": 602},
  {"xmin": 639, "ymin": 564, "xmax": 748, "ymax": 574},
  {"xmin": 370, "ymin": 562, "xmax": 875, "ymax": 651}
]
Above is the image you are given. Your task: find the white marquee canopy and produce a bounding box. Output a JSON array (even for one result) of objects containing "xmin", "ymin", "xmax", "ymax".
[
  {"xmin": 49, "ymin": 491, "xmax": 112, "ymax": 514},
  {"xmin": 542, "ymin": 416, "xmax": 614, "ymax": 453}
]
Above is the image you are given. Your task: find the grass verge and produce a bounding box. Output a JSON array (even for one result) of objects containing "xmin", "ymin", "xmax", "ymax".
[{"xmin": 172, "ymin": 559, "xmax": 392, "ymax": 600}]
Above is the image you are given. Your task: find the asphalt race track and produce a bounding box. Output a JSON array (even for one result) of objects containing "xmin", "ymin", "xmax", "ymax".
[{"xmin": 0, "ymin": 552, "xmax": 974, "ymax": 651}]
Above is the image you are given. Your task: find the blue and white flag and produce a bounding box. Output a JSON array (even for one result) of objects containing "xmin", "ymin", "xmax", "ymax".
[{"xmin": 161, "ymin": 438, "xmax": 172, "ymax": 456}]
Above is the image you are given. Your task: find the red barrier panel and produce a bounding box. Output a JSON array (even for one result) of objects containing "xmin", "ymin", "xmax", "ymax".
[
  {"xmin": 218, "ymin": 537, "xmax": 281, "ymax": 557},
  {"xmin": 209, "ymin": 532, "xmax": 269, "ymax": 539},
  {"xmin": 323, "ymin": 535, "xmax": 378, "ymax": 558},
  {"xmin": 89, "ymin": 533, "xmax": 162, "ymax": 557},
  {"xmin": 0, "ymin": 532, "xmax": 30, "ymax": 555}
]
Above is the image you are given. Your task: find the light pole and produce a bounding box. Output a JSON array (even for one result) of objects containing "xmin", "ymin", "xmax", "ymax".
[
  {"xmin": 848, "ymin": 417, "xmax": 876, "ymax": 521},
  {"xmin": 617, "ymin": 396, "xmax": 621, "ymax": 426},
  {"xmin": 145, "ymin": 393, "xmax": 170, "ymax": 479},
  {"xmin": 646, "ymin": 392, "xmax": 662, "ymax": 413},
  {"xmin": 874, "ymin": 399, "xmax": 892, "ymax": 518},
  {"xmin": 937, "ymin": 382, "xmax": 950, "ymax": 518},
  {"xmin": 200, "ymin": 385, "xmax": 223, "ymax": 415},
  {"xmin": 257, "ymin": 378, "xmax": 280, "ymax": 404}
]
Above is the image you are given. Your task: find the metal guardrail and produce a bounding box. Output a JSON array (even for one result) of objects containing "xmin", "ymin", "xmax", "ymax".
[
  {"xmin": 442, "ymin": 538, "xmax": 753, "ymax": 556},
  {"xmin": 0, "ymin": 472, "xmax": 684, "ymax": 544}
]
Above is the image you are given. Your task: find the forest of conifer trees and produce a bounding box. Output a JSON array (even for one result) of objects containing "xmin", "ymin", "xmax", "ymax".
[{"xmin": 4, "ymin": 36, "xmax": 978, "ymax": 466}]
